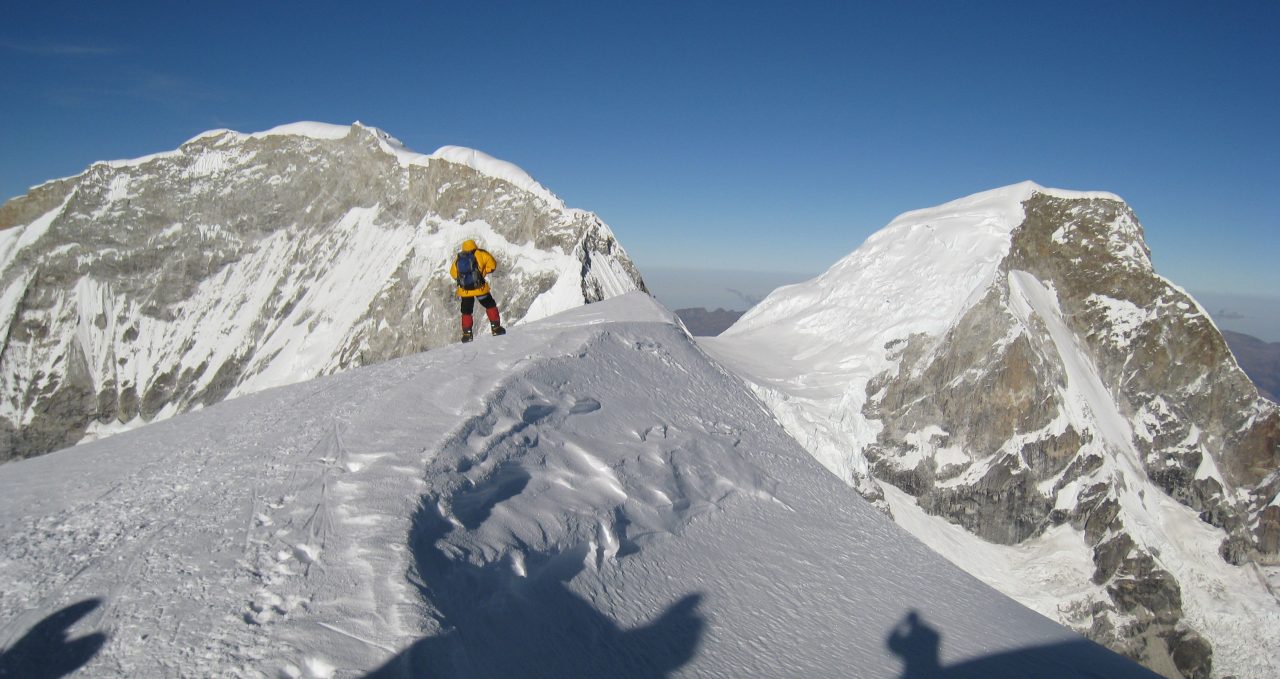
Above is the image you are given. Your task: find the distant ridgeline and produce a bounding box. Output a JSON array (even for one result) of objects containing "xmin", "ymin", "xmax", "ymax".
[
  {"xmin": 0, "ymin": 122, "xmax": 646, "ymax": 462},
  {"xmin": 674, "ymin": 308, "xmax": 745, "ymax": 336}
]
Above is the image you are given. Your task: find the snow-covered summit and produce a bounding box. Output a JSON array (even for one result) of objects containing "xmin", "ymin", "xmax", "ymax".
[
  {"xmin": 706, "ymin": 184, "xmax": 1280, "ymax": 677},
  {"xmin": 252, "ymin": 120, "xmax": 356, "ymax": 140},
  {"xmin": 729, "ymin": 181, "xmax": 1126, "ymax": 341},
  {"xmin": 176, "ymin": 122, "xmax": 565, "ymax": 208},
  {"xmin": 909, "ymin": 180, "xmax": 1122, "ymax": 212},
  {"xmin": 183, "ymin": 121, "xmax": 355, "ymax": 145},
  {"xmin": 0, "ymin": 293, "xmax": 1156, "ymax": 678}
]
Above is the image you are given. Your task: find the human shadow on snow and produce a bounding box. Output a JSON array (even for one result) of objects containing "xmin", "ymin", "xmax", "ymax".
[
  {"xmin": 364, "ymin": 469, "xmax": 705, "ymax": 679},
  {"xmin": 0, "ymin": 599, "xmax": 107, "ymax": 679},
  {"xmin": 886, "ymin": 610, "xmax": 1164, "ymax": 678}
]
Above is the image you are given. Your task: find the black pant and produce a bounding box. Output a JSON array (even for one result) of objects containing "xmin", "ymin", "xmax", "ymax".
[{"xmin": 460, "ymin": 294, "xmax": 497, "ymax": 315}]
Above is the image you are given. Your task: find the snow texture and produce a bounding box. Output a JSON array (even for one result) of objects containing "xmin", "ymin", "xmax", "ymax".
[{"xmin": 0, "ymin": 294, "xmax": 1154, "ymax": 678}]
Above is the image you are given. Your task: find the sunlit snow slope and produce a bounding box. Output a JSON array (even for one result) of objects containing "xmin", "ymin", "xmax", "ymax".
[{"xmin": 0, "ymin": 293, "xmax": 1154, "ymax": 678}]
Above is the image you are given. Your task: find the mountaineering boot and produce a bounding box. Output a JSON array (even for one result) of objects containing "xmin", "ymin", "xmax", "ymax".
[
  {"xmin": 461, "ymin": 313, "xmax": 474, "ymax": 343},
  {"xmin": 486, "ymin": 307, "xmax": 505, "ymax": 336}
]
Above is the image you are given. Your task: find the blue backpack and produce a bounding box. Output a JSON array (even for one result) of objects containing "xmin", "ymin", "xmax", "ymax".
[{"xmin": 456, "ymin": 250, "xmax": 485, "ymax": 290}]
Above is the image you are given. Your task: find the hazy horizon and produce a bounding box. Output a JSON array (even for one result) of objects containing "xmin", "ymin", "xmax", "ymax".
[{"xmin": 646, "ymin": 266, "xmax": 1280, "ymax": 343}]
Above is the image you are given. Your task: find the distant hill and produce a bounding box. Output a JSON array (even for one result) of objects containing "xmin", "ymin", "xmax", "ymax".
[
  {"xmin": 1223, "ymin": 330, "xmax": 1280, "ymax": 402},
  {"xmin": 674, "ymin": 308, "xmax": 745, "ymax": 336}
]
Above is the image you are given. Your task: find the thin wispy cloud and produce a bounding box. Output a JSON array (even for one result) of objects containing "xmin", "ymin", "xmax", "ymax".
[
  {"xmin": 727, "ymin": 288, "xmax": 764, "ymax": 308},
  {"xmin": 45, "ymin": 69, "xmax": 227, "ymax": 110},
  {"xmin": 0, "ymin": 39, "xmax": 120, "ymax": 56},
  {"xmin": 132, "ymin": 73, "xmax": 225, "ymax": 104}
]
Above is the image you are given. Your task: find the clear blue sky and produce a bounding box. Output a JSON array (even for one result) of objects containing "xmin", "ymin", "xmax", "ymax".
[{"xmin": 2, "ymin": 1, "xmax": 1277, "ymax": 315}]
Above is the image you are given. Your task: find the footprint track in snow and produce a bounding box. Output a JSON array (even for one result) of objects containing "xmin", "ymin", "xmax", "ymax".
[{"xmin": 239, "ymin": 424, "xmax": 351, "ymax": 628}]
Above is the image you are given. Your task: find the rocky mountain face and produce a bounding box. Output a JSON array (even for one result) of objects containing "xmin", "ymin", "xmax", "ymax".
[
  {"xmin": 705, "ymin": 184, "xmax": 1280, "ymax": 679},
  {"xmin": 861, "ymin": 192, "xmax": 1279, "ymax": 677},
  {"xmin": 0, "ymin": 123, "xmax": 646, "ymax": 462}
]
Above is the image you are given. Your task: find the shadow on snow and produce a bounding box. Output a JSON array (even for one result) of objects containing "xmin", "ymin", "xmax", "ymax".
[
  {"xmin": 0, "ymin": 598, "xmax": 107, "ymax": 679},
  {"xmin": 364, "ymin": 469, "xmax": 704, "ymax": 679},
  {"xmin": 886, "ymin": 610, "xmax": 1164, "ymax": 678}
]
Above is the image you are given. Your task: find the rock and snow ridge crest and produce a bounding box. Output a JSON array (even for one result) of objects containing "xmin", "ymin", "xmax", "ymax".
[
  {"xmin": 730, "ymin": 182, "xmax": 1129, "ymax": 338},
  {"xmin": 95, "ymin": 121, "xmax": 567, "ymax": 209},
  {"xmin": 16, "ymin": 121, "xmax": 562, "ymax": 209},
  {"xmin": 880, "ymin": 181, "xmax": 1124, "ymax": 233}
]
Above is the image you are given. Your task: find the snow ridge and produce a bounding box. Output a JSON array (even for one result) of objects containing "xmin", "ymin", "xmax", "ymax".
[
  {"xmin": 84, "ymin": 122, "xmax": 565, "ymax": 211},
  {"xmin": 0, "ymin": 294, "xmax": 1156, "ymax": 678},
  {"xmin": 429, "ymin": 145, "xmax": 563, "ymax": 208}
]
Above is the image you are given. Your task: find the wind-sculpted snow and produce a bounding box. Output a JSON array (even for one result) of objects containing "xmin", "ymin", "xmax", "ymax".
[
  {"xmin": 0, "ymin": 122, "xmax": 646, "ymax": 462},
  {"xmin": 0, "ymin": 294, "xmax": 1155, "ymax": 677},
  {"xmin": 706, "ymin": 185, "xmax": 1280, "ymax": 678}
]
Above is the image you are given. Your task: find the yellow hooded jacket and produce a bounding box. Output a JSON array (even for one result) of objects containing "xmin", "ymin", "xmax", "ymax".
[{"xmin": 450, "ymin": 240, "xmax": 497, "ymax": 297}]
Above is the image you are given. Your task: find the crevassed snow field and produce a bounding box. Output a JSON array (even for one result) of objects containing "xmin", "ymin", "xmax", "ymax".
[{"xmin": 0, "ymin": 294, "xmax": 1155, "ymax": 678}]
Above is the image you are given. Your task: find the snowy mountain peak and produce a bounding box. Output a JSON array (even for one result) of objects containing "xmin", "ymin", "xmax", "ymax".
[
  {"xmin": 877, "ymin": 181, "xmax": 1124, "ymax": 240},
  {"xmin": 0, "ymin": 123, "xmax": 646, "ymax": 462},
  {"xmin": 172, "ymin": 123, "xmax": 564, "ymax": 207},
  {"xmin": 732, "ymin": 183, "xmax": 1139, "ymax": 344},
  {"xmin": 186, "ymin": 121, "xmax": 381, "ymax": 145},
  {"xmin": 707, "ymin": 185, "xmax": 1280, "ymax": 678},
  {"xmin": 244, "ymin": 120, "xmax": 357, "ymax": 141}
]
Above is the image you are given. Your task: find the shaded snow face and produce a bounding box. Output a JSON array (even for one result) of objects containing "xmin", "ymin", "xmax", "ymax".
[
  {"xmin": 705, "ymin": 188, "xmax": 1280, "ymax": 679},
  {"xmin": 0, "ymin": 123, "xmax": 646, "ymax": 462},
  {"xmin": 398, "ymin": 378, "xmax": 710, "ymax": 678}
]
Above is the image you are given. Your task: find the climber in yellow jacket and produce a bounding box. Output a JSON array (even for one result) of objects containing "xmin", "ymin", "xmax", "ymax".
[{"xmin": 450, "ymin": 239, "xmax": 506, "ymax": 342}]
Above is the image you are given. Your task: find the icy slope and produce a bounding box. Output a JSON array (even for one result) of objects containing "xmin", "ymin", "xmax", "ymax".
[
  {"xmin": 0, "ymin": 293, "xmax": 1153, "ymax": 678},
  {"xmin": 703, "ymin": 183, "xmax": 1280, "ymax": 678},
  {"xmin": 0, "ymin": 122, "xmax": 645, "ymax": 462}
]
